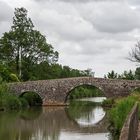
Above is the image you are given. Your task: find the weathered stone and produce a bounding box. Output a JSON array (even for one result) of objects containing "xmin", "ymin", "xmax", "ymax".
[{"xmin": 8, "ymin": 77, "xmax": 140, "ymax": 105}]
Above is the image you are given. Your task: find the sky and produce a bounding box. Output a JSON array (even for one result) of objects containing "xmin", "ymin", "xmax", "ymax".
[{"xmin": 0, "ymin": 0, "xmax": 140, "ymax": 77}]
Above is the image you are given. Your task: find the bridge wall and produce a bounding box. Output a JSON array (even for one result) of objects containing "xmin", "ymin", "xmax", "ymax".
[{"xmin": 9, "ymin": 77, "xmax": 140, "ymax": 105}]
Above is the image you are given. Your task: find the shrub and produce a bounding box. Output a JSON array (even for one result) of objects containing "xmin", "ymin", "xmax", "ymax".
[
  {"xmin": 102, "ymin": 98, "xmax": 114, "ymax": 107},
  {"xmin": 19, "ymin": 98, "xmax": 29, "ymax": 108},
  {"xmin": 9, "ymin": 74, "xmax": 20, "ymax": 82},
  {"xmin": 3, "ymin": 95, "xmax": 22, "ymax": 110},
  {"xmin": 21, "ymin": 92, "xmax": 42, "ymax": 106},
  {"xmin": 0, "ymin": 83, "xmax": 22, "ymax": 111},
  {"xmin": 108, "ymin": 96, "xmax": 135, "ymax": 135}
]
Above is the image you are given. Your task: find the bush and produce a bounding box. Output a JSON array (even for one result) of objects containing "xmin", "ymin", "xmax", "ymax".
[
  {"xmin": 21, "ymin": 92, "xmax": 42, "ymax": 106},
  {"xmin": 108, "ymin": 96, "xmax": 136, "ymax": 136},
  {"xmin": 3, "ymin": 95, "xmax": 22, "ymax": 110},
  {"xmin": 102, "ymin": 98, "xmax": 115, "ymax": 107},
  {"xmin": 9, "ymin": 74, "xmax": 20, "ymax": 82},
  {"xmin": 19, "ymin": 98, "xmax": 29, "ymax": 108},
  {"xmin": 0, "ymin": 83, "xmax": 22, "ymax": 111}
]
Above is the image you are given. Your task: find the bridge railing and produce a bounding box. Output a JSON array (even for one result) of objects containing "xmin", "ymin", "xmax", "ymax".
[{"xmin": 119, "ymin": 102, "xmax": 139, "ymax": 140}]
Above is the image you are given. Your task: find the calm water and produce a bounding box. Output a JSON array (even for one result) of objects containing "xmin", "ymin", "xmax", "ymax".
[{"xmin": 0, "ymin": 97, "xmax": 112, "ymax": 140}]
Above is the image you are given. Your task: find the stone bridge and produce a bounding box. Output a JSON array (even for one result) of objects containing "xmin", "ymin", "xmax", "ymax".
[{"xmin": 9, "ymin": 77, "xmax": 140, "ymax": 105}]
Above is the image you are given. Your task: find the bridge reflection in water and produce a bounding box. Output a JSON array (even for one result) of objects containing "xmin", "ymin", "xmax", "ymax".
[{"xmin": 0, "ymin": 98, "xmax": 112, "ymax": 140}]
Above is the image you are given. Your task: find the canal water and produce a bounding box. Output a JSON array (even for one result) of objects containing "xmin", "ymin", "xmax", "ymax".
[{"xmin": 0, "ymin": 97, "xmax": 112, "ymax": 140}]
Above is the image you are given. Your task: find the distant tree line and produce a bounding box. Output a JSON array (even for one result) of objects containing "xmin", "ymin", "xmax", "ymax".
[{"xmin": 104, "ymin": 69, "xmax": 140, "ymax": 80}]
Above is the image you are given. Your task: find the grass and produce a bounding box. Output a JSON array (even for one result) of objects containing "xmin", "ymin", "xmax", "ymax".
[{"xmin": 108, "ymin": 91, "xmax": 140, "ymax": 138}]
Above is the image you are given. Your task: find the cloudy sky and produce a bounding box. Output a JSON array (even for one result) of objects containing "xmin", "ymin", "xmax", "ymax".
[{"xmin": 0, "ymin": 0, "xmax": 140, "ymax": 77}]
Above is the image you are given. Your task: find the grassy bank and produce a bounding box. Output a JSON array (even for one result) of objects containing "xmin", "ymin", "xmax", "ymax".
[{"xmin": 106, "ymin": 92, "xmax": 140, "ymax": 139}]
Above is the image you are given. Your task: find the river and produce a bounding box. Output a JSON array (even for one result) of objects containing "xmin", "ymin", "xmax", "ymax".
[{"xmin": 0, "ymin": 97, "xmax": 112, "ymax": 140}]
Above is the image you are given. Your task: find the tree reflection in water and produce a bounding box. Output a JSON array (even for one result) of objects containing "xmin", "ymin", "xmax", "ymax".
[{"xmin": 0, "ymin": 98, "xmax": 111, "ymax": 140}]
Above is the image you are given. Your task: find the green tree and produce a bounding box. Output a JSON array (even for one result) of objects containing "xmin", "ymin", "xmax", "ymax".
[
  {"xmin": 105, "ymin": 70, "xmax": 118, "ymax": 79},
  {"xmin": 0, "ymin": 7, "xmax": 58, "ymax": 81},
  {"xmin": 0, "ymin": 64, "xmax": 19, "ymax": 82},
  {"xmin": 118, "ymin": 70, "xmax": 135, "ymax": 80}
]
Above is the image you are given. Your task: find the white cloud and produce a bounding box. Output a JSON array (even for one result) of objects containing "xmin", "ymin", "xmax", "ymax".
[{"xmin": 0, "ymin": 0, "xmax": 139, "ymax": 77}]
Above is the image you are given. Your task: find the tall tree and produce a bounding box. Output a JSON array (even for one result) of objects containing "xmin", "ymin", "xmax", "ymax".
[{"xmin": 0, "ymin": 7, "xmax": 58, "ymax": 80}]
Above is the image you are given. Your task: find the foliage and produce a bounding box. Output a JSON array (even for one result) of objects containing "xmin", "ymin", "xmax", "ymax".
[
  {"xmin": 0, "ymin": 64, "xmax": 19, "ymax": 82},
  {"xmin": 19, "ymin": 98, "xmax": 29, "ymax": 108},
  {"xmin": 104, "ymin": 70, "xmax": 135, "ymax": 80},
  {"xmin": 68, "ymin": 85, "xmax": 104, "ymax": 100},
  {"xmin": 3, "ymin": 95, "xmax": 21, "ymax": 110},
  {"xmin": 104, "ymin": 70, "xmax": 118, "ymax": 79},
  {"xmin": 20, "ymin": 92, "xmax": 42, "ymax": 106},
  {"xmin": 102, "ymin": 98, "xmax": 115, "ymax": 107},
  {"xmin": 118, "ymin": 70, "xmax": 135, "ymax": 80},
  {"xmin": 0, "ymin": 7, "xmax": 58, "ymax": 80},
  {"xmin": 0, "ymin": 83, "xmax": 21, "ymax": 111},
  {"xmin": 0, "ymin": 7, "xmax": 94, "ymax": 81},
  {"xmin": 9, "ymin": 74, "xmax": 20, "ymax": 82},
  {"xmin": 108, "ymin": 93, "xmax": 140, "ymax": 138},
  {"xmin": 30, "ymin": 62, "xmax": 93, "ymax": 80}
]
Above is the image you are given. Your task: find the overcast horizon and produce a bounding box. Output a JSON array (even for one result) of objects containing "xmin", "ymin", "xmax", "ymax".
[{"xmin": 0, "ymin": 0, "xmax": 140, "ymax": 77}]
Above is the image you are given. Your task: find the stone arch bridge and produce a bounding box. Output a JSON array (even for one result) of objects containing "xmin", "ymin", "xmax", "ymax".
[{"xmin": 9, "ymin": 77, "xmax": 140, "ymax": 105}]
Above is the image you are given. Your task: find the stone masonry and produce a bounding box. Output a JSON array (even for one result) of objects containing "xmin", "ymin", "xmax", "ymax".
[{"xmin": 8, "ymin": 77, "xmax": 140, "ymax": 105}]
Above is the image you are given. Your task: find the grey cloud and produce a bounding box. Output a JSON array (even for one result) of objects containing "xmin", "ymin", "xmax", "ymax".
[
  {"xmin": 128, "ymin": 0, "xmax": 140, "ymax": 5},
  {"xmin": 0, "ymin": 1, "xmax": 13, "ymax": 22},
  {"xmin": 34, "ymin": 0, "xmax": 121, "ymax": 3},
  {"xmin": 0, "ymin": 1, "xmax": 13, "ymax": 36},
  {"xmin": 0, "ymin": 0, "xmax": 138, "ymax": 77},
  {"xmin": 78, "ymin": 2, "xmax": 140, "ymax": 33}
]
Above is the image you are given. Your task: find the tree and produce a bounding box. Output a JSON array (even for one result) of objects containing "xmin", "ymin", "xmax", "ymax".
[
  {"xmin": 105, "ymin": 70, "xmax": 118, "ymax": 79},
  {"xmin": 0, "ymin": 7, "xmax": 58, "ymax": 80},
  {"xmin": 83, "ymin": 68, "xmax": 95, "ymax": 77},
  {"xmin": 118, "ymin": 70, "xmax": 135, "ymax": 80}
]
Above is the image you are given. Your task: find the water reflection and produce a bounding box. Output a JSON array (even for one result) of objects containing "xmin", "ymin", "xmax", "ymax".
[
  {"xmin": 76, "ymin": 106, "xmax": 105, "ymax": 126},
  {"xmin": 77, "ymin": 97, "xmax": 107, "ymax": 103},
  {"xmin": 0, "ymin": 98, "xmax": 112, "ymax": 140}
]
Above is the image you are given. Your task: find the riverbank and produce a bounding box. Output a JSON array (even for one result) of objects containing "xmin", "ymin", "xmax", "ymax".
[{"xmin": 105, "ymin": 92, "xmax": 140, "ymax": 139}]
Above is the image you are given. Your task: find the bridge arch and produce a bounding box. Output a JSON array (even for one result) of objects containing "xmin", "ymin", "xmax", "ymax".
[
  {"xmin": 19, "ymin": 91, "xmax": 43, "ymax": 106},
  {"xmin": 64, "ymin": 84, "xmax": 105, "ymax": 103},
  {"xmin": 8, "ymin": 77, "xmax": 140, "ymax": 105}
]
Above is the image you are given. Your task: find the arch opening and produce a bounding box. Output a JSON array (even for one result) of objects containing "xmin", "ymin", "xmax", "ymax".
[
  {"xmin": 65, "ymin": 84, "xmax": 105, "ymax": 103},
  {"xmin": 19, "ymin": 91, "xmax": 43, "ymax": 107}
]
